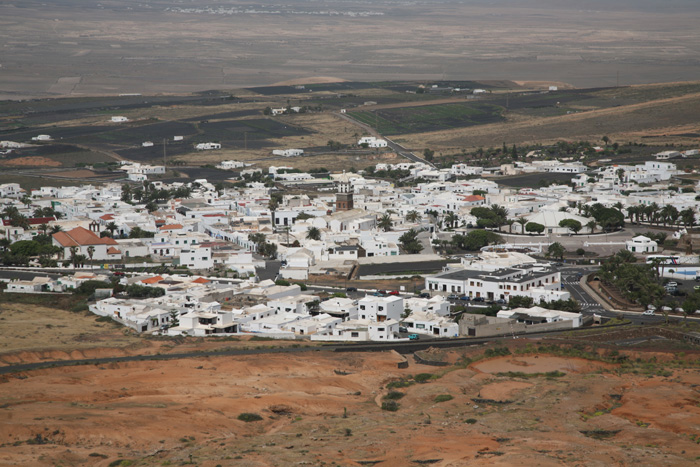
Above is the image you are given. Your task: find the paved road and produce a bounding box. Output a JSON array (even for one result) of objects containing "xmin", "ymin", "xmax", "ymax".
[{"xmin": 0, "ymin": 270, "xmax": 61, "ymax": 282}]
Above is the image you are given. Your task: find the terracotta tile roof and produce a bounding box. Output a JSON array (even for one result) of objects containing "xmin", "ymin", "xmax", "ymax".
[
  {"xmin": 462, "ymin": 195, "xmax": 485, "ymax": 202},
  {"xmin": 99, "ymin": 214, "xmax": 115, "ymax": 221},
  {"xmin": 107, "ymin": 247, "xmax": 121, "ymax": 254},
  {"xmin": 2, "ymin": 216, "xmax": 56, "ymax": 226},
  {"xmin": 52, "ymin": 226, "xmax": 118, "ymax": 247},
  {"xmin": 159, "ymin": 224, "xmax": 183, "ymax": 230},
  {"xmin": 192, "ymin": 277, "xmax": 210, "ymax": 284},
  {"xmin": 140, "ymin": 275, "xmax": 164, "ymax": 285}
]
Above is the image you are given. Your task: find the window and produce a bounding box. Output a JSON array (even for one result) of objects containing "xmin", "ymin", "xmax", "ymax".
[
  {"xmin": 360, "ymin": 305, "xmax": 365, "ymax": 310},
  {"xmin": 351, "ymin": 332, "xmax": 359, "ymax": 337},
  {"xmin": 377, "ymin": 327, "xmax": 385, "ymax": 331}
]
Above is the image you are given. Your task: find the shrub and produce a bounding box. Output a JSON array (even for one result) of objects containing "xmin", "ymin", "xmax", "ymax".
[
  {"xmin": 413, "ymin": 373, "xmax": 434, "ymax": 383},
  {"xmin": 381, "ymin": 401, "xmax": 400, "ymax": 412},
  {"xmin": 386, "ymin": 379, "xmax": 414, "ymax": 389},
  {"xmin": 237, "ymin": 413, "xmax": 263, "ymax": 422},
  {"xmin": 465, "ymin": 418, "xmax": 477, "ymax": 424},
  {"xmin": 383, "ymin": 391, "xmax": 405, "ymax": 401},
  {"xmin": 434, "ymin": 394, "xmax": 453, "ymax": 403}
]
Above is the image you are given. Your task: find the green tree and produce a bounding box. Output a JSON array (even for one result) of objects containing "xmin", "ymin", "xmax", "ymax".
[
  {"xmin": 399, "ymin": 229, "xmax": 424, "ymax": 254},
  {"xmin": 406, "ymin": 210, "xmax": 422, "ymax": 223},
  {"xmin": 306, "ymin": 227, "xmax": 322, "ymax": 241},
  {"xmin": 547, "ymin": 242, "xmax": 566, "ymax": 260},
  {"xmin": 508, "ymin": 295, "xmax": 534, "ymax": 308},
  {"xmin": 423, "ymin": 148, "xmax": 435, "ymax": 162},
  {"xmin": 378, "ymin": 214, "xmax": 393, "ymax": 232},
  {"xmin": 525, "ymin": 222, "xmax": 545, "ymax": 234},
  {"xmin": 558, "ymin": 218, "xmax": 582, "ymax": 235}
]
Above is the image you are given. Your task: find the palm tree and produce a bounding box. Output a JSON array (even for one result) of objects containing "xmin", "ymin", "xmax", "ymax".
[
  {"xmin": 586, "ymin": 220, "xmax": 597, "ymax": 234},
  {"xmin": 0, "ymin": 238, "xmax": 10, "ymax": 252},
  {"xmin": 87, "ymin": 245, "xmax": 95, "ymax": 267},
  {"xmin": 377, "ymin": 214, "xmax": 393, "ymax": 232},
  {"xmin": 121, "ymin": 184, "xmax": 132, "ymax": 202},
  {"xmin": 306, "ymin": 227, "xmax": 321, "ymax": 241},
  {"xmin": 444, "ymin": 211, "xmax": 458, "ymax": 230},
  {"xmin": 406, "ymin": 210, "xmax": 422, "ymax": 223},
  {"xmin": 504, "ymin": 219, "xmax": 515, "ymax": 234},
  {"xmin": 50, "ymin": 225, "xmax": 63, "ymax": 234},
  {"xmin": 106, "ymin": 222, "xmax": 118, "ymax": 237},
  {"xmin": 680, "ymin": 208, "xmax": 695, "ymax": 227},
  {"xmin": 516, "ymin": 217, "xmax": 528, "ymax": 234},
  {"xmin": 69, "ymin": 246, "xmax": 79, "ymax": 268},
  {"xmin": 38, "ymin": 223, "xmax": 49, "ymax": 234}
]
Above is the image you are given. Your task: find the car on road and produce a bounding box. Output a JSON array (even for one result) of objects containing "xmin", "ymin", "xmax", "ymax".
[
  {"xmin": 346, "ymin": 287, "xmax": 358, "ymax": 292},
  {"xmin": 408, "ymin": 334, "xmax": 419, "ymax": 340},
  {"xmin": 399, "ymin": 326, "xmax": 408, "ymax": 333},
  {"xmin": 388, "ymin": 290, "xmax": 400, "ymax": 296},
  {"xmin": 418, "ymin": 292, "xmax": 431, "ymax": 298},
  {"xmin": 112, "ymin": 271, "xmax": 125, "ymax": 276},
  {"xmin": 667, "ymin": 281, "xmax": 678, "ymax": 288},
  {"xmin": 642, "ymin": 309, "xmax": 655, "ymax": 316},
  {"xmin": 495, "ymin": 299, "xmax": 507, "ymax": 304},
  {"xmin": 447, "ymin": 294, "xmax": 459, "ymax": 300},
  {"xmin": 459, "ymin": 295, "xmax": 471, "ymax": 301},
  {"xmin": 472, "ymin": 297, "xmax": 485, "ymax": 302}
]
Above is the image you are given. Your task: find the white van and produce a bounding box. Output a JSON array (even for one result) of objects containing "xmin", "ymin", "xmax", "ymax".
[{"xmin": 642, "ymin": 309, "xmax": 655, "ymax": 316}]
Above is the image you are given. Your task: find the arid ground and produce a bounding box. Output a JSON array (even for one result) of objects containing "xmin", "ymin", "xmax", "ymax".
[
  {"xmin": 2, "ymin": 0, "xmax": 700, "ymax": 98},
  {"xmin": 1, "ymin": 298, "xmax": 700, "ymax": 466}
]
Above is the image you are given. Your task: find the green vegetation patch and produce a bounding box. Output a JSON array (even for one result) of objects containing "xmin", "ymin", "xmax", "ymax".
[
  {"xmin": 237, "ymin": 412, "xmax": 264, "ymax": 422},
  {"xmin": 348, "ymin": 102, "xmax": 504, "ymax": 135}
]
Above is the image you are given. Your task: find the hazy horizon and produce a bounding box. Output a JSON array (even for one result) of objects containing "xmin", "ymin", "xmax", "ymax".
[{"xmin": 1, "ymin": 0, "xmax": 699, "ymax": 98}]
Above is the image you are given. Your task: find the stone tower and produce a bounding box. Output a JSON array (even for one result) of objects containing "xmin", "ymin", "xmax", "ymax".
[{"xmin": 335, "ymin": 171, "xmax": 354, "ymax": 211}]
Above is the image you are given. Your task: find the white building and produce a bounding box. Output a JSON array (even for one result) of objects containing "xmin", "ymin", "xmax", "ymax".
[
  {"xmin": 195, "ymin": 143, "xmax": 221, "ymax": 151},
  {"xmin": 357, "ymin": 295, "xmax": 403, "ymax": 321},
  {"xmin": 426, "ymin": 265, "xmax": 568, "ymax": 304},
  {"xmin": 179, "ymin": 246, "xmax": 213, "ymax": 269},
  {"xmin": 626, "ymin": 235, "xmax": 658, "ymax": 254},
  {"xmin": 272, "ymin": 149, "xmax": 304, "ymax": 157},
  {"xmin": 358, "ymin": 137, "xmax": 388, "ymax": 148},
  {"xmin": 111, "ymin": 116, "xmax": 129, "ymax": 123},
  {"xmin": 497, "ymin": 306, "xmax": 582, "ymax": 328}
]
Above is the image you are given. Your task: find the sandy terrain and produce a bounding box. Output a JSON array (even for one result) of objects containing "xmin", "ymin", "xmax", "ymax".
[
  {"xmin": 2, "ymin": 344, "xmax": 700, "ymax": 466},
  {"xmin": 0, "ymin": 157, "xmax": 62, "ymax": 168},
  {"xmin": 3, "ymin": 1, "xmax": 700, "ymax": 98}
]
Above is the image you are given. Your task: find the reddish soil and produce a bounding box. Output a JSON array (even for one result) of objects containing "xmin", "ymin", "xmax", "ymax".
[
  {"xmin": 1, "ymin": 347, "xmax": 699, "ymax": 466},
  {"xmin": 0, "ymin": 157, "xmax": 61, "ymax": 167}
]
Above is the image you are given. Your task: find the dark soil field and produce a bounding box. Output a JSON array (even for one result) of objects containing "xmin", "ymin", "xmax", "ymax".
[{"xmin": 349, "ymin": 102, "xmax": 505, "ymax": 135}]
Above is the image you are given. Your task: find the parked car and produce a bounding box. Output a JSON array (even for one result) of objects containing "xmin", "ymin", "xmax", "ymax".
[
  {"xmin": 447, "ymin": 294, "xmax": 459, "ymax": 300},
  {"xmin": 495, "ymin": 299, "xmax": 507, "ymax": 304},
  {"xmin": 667, "ymin": 281, "xmax": 678, "ymax": 288},
  {"xmin": 459, "ymin": 295, "xmax": 470, "ymax": 301},
  {"xmin": 472, "ymin": 297, "xmax": 485, "ymax": 302},
  {"xmin": 398, "ymin": 326, "xmax": 408, "ymax": 333},
  {"xmin": 112, "ymin": 271, "xmax": 125, "ymax": 276},
  {"xmin": 346, "ymin": 287, "xmax": 358, "ymax": 292},
  {"xmin": 694, "ymin": 285, "xmax": 700, "ymax": 291},
  {"xmin": 388, "ymin": 290, "xmax": 400, "ymax": 296},
  {"xmin": 418, "ymin": 292, "xmax": 431, "ymax": 298},
  {"xmin": 642, "ymin": 309, "xmax": 655, "ymax": 316},
  {"xmin": 408, "ymin": 334, "xmax": 419, "ymax": 340}
]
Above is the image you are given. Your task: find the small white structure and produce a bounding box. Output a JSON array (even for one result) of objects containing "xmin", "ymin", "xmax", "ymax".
[
  {"xmin": 142, "ymin": 141, "xmax": 154, "ymax": 147},
  {"xmin": 217, "ymin": 160, "xmax": 246, "ymax": 170},
  {"xmin": 626, "ymin": 235, "xmax": 658, "ymax": 254},
  {"xmin": 655, "ymin": 150, "xmax": 681, "ymax": 160},
  {"xmin": 549, "ymin": 86, "xmax": 559, "ymax": 91},
  {"xmin": 173, "ymin": 136, "xmax": 184, "ymax": 141},
  {"xmin": 31, "ymin": 134, "xmax": 52, "ymax": 141},
  {"xmin": 111, "ymin": 116, "xmax": 129, "ymax": 123},
  {"xmin": 272, "ymin": 149, "xmax": 304, "ymax": 157},
  {"xmin": 195, "ymin": 142, "xmax": 221, "ymax": 151},
  {"xmin": 358, "ymin": 137, "xmax": 388, "ymax": 148}
]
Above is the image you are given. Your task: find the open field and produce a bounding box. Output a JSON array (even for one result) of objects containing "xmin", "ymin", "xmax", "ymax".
[
  {"xmin": 2, "ymin": 1, "xmax": 700, "ymax": 98},
  {"xmin": 2, "ymin": 338, "xmax": 700, "ymax": 466}
]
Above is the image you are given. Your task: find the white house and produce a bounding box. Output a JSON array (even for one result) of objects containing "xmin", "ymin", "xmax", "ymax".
[
  {"xmin": 179, "ymin": 246, "xmax": 213, "ymax": 269},
  {"xmin": 195, "ymin": 143, "xmax": 221, "ymax": 151},
  {"xmin": 358, "ymin": 137, "xmax": 388, "ymax": 148},
  {"xmin": 111, "ymin": 116, "xmax": 129, "ymax": 123},
  {"xmin": 272, "ymin": 149, "xmax": 304, "ymax": 157},
  {"xmin": 357, "ymin": 295, "xmax": 403, "ymax": 322},
  {"xmin": 626, "ymin": 235, "xmax": 658, "ymax": 254}
]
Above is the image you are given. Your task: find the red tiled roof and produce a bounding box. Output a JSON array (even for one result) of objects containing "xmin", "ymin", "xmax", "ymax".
[
  {"xmin": 2, "ymin": 216, "xmax": 56, "ymax": 227},
  {"xmin": 107, "ymin": 247, "xmax": 121, "ymax": 254},
  {"xmin": 159, "ymin": 224, "xmax": 183, "ymax": 230},
  {"xmin": 52, "ymin": 226, "xmax": 118, "ymax": 247},
  {"xmin": 462, "ymin": 195, "xmax": 485, "ymax": 202},
  {"xmin": 99, "ymin": 214, "xmax": 115, "ymax": 221},
  {"xmin": 192, "ymin": 277, "xmax": 210, "ymax": 284},
  {"xmin": 140, "ymin": 275, "xmax": 164, "ymax": 285}
]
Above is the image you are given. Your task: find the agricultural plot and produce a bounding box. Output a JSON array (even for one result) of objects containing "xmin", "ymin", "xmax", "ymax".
[
  {"xmin": 197, "ymin": 118, "xmax": 312, "ymax": 143},
  {"xmin": 348, "ymin": 102, "xmax": 505, "ymax": 135},
  {"xmin": 79, "ymin": 121, "xmax": 198, "ymax": 147},
  {"xmin": 0, "ymin": 125, "xmax": 115, "ymax": 144},
  {"xmin": 1, "ymin": 144, "xmax": 112, "ymax": 167}
]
